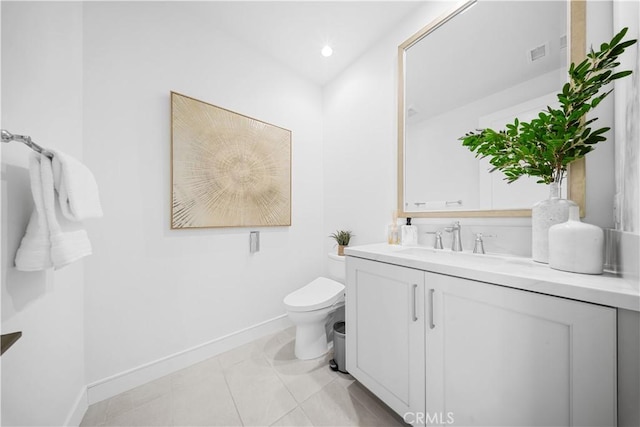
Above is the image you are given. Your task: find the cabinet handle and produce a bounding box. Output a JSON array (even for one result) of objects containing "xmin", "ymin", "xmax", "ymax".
[
  {"xmin": 412, "ymin": 284, "xmax": 418, "ymax": 322},
  {"xmin": 429, "ymin": 289, "xmax": 436, "ymax": 329}
]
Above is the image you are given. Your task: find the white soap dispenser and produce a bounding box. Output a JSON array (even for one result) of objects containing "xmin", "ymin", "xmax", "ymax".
[{"xmin": 401, "ymin": 217, "xmax": 418, "ymax": 246}]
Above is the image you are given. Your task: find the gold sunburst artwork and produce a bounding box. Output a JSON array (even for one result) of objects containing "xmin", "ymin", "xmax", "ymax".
[{"xmin": 171, "ymin": 92, "xmax": 291, "ymax": 229}]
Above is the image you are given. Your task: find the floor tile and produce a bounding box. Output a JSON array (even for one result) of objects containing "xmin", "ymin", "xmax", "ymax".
[
  {"xmin": 270, "ymin": 407, "xmax": 314, "ymax": 427},
  {"xmin": 82, "ymin": 326, "xmax": 407, "ymax": 427},
  {"xmin": 300, "ymin": 380, "xmax": 381, "ymax": 426},
  {"xmin": 104, "ymin": 394, "xmax": 172, "ymax": 426},
  {"xmin": 102, "ymin": 407, "xmax": 137, "ymax": 427},
  {"xmin": 264, "ymin": 330, "xmax": 296, "ymax": 362},
  {"xmin": 345, "ymin": 381, "xmax": 409, "ymax": 426},
  {"xmin": 171, "ymin": 376, "xmax": 241, "ymax": 426},
  {"xmin": 133, "ymin": 394, "xmax": 173, "ymax": 426},
  {"xmin": 333, "ymin": 371, "xmax": 357, "ymax": 389},
  {"xmin": 127, "ymin": 376, "xmax": 171, "ymax": 408},
  {"xmin": 225, "ymin": 356, "xmax": 297, "ymax": 426},
  {"xmin": 266, "ymin": 335, "xmax": 296, "ymax": 364},
  {"xmin": 80, "ymin": 399, "xmax": 109, "ymax": 426},
  {"xmin": 218, "ymin": 333, "xmax": 279, "ymax": 370},
  {"xmin": 104, "ymin": 392, "xmax": 134, "ymax": 421},
  {"xmin": 273, "ymin": 351, "xmax": 337, "ymax": 403},
  {"xmin": 170, "ymin": 356, "xmax": 222, "ymax": 389}
]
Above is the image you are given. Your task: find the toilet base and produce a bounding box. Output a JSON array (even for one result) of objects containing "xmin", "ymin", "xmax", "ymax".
[
  {"xmin": 284, "ymin": 279, "xmax": 345, "ymax": 360},
  {"xmin": 294, "ymin": 321, "xmax": 328, "ymax": 360}
]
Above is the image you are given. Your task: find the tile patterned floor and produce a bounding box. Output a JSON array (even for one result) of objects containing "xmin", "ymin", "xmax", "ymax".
[{"xmin": 80, "ymin": 328, "xmax": 408, "ymax": 426}]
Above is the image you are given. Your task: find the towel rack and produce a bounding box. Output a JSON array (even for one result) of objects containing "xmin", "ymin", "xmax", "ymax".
[{"xmin": 1, "ymin": 129, "xmax": 53, "ymax": 158}]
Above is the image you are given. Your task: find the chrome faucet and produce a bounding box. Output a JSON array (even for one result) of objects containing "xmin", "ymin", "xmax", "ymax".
[{"xmin": 444, "ymin": 221, "xmax": 463, "ymax": 252}]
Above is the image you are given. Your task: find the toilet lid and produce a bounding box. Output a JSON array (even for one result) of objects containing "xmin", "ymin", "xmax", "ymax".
[{"xmin": 284, "ymin": 277, "xmax": 345, "ymax": 312}]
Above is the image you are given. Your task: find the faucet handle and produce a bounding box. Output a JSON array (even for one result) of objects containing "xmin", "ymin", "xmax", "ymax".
[
  {"xmin": 424, "ymin": 231, "xmax": 444, "ymax": 249},
  {"xmin": 474, "ymin": 232, "xmax": 496, "ymax": 239},
  {"xmin": 472, "ymin": 233, "xmax": 495, "ymax": 254}
]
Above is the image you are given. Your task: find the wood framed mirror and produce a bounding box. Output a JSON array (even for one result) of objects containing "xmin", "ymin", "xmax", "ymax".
[{"xmin": 397, "ymin": 0, "xmax": 586, "ymax": 218}]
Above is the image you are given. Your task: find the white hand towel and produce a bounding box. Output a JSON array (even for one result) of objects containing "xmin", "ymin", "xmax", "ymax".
[
  {"xmin": 14, "ymin": 154, "xmax": 93, "ymax": 271},
  {"xmin": 51, "ymin": 149, "xmax": 103, "ymax": 221},
  {"xmin": 14, "ymin": 155, "xmax": 53, "ymax": 271},
  {"xmin": 40, "ymin": 156, "xmax": 93, "ymax": 269}
]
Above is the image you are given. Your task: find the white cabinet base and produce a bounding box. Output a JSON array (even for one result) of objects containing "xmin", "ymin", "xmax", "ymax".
[
  {"xmin": 426, "ymin": 272, "xmax": 617, "ymax": 427},
  {"xmin": 345, "ymin": 255, "xmax": 618, "ymax": 427},
  {"xmin": 346, "ymin": 257, "xmax": 425, "ymax": 425}
]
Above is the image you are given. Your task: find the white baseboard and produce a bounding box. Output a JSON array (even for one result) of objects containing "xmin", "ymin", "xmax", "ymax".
[
  {"xmin": 65, "ymin": 387, "xmax": 88, "ymax": 426},
  {"xmin": 86, "ymin": 314, "xmax": 292, "ymax": 405}
]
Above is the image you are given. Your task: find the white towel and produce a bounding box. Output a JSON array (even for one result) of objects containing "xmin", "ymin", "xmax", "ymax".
[
  {"xmin": 40, "ymin": 156, "xmax": 93, "ymax": 269},
  {"xmin": 15, "ymin": 153, "xmax": 94, "ymax": 271},
  {"xmin": 14, "ymin": 155, "xmax": 53, "ymax": 271},
  {"xmin": 51, "ymin": 149, "xmax": 103, "ymax": 221}
]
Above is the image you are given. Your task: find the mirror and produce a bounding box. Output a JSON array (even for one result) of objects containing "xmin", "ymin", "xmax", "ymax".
[{"xmin": 398, "ymin": 0, "xmax": 586, "ymax": 217}]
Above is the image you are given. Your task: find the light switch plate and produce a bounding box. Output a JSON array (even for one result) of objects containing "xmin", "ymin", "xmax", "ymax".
[{"xmin": 250, "ymin": 231, "xmax": 260, "ymax": 253}]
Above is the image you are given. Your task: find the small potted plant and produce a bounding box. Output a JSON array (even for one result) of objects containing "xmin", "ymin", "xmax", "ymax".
[{"xmin": 329, "ymin": 230, "xmax": 354, "ymax": 256}]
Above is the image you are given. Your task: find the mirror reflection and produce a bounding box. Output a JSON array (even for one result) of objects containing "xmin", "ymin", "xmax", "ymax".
[{"xmin": 402, "ymin": 1, "xmax": 568, "ymax": 214}]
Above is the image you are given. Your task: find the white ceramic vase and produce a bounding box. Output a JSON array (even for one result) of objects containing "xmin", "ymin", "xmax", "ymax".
[
  {"xmin": 531, "ymin": 182, "xmax": 577, "ymax": 263},
  {"xmin": 548, "ymin": 205, "xmax": 604, "ymax": 274}
]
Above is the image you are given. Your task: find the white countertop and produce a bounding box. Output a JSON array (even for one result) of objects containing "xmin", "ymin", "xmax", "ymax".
[{"xmin": 344, "ymin": 243, "xmax": 640, "ymax": 312}]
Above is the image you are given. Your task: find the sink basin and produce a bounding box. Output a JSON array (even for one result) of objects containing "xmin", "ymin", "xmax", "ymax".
[
  {"xmin": 396, "ymin": 247, "xmax": 529, "ymax": 266},
  {"xmin": 396, "ymin": 247, "xmax": 442, "ymax": 257}
]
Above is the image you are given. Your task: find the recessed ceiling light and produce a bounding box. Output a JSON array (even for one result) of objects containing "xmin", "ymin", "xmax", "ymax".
[{"xmin": 321, "ymin": 45, "xmax": 333, "ymax": 57}]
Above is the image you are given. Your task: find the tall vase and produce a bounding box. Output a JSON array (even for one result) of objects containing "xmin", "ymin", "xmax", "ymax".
[{"xmin": 531, "ymin": 181, "xmax": 577, "ymax": 263}]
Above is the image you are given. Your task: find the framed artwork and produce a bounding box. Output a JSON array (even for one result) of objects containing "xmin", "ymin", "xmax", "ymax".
[{"xmin": 171, "ymin": 92, "xmax": 291, "ymax": 229}]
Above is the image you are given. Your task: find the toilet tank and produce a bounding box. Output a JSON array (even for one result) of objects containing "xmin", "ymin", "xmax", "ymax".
[{"xmin": 328, "ymin": 253, "xmax": 346, "ymax": 283}]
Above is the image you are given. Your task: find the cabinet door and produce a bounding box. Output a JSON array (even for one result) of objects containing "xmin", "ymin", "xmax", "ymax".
[
  {"xmin": 425, "ymin": 272, "xmax": 617, "ymax": 427},
  {"xmin": 346, "ymin": 257, "xmax": 425, "ymax": 424}
]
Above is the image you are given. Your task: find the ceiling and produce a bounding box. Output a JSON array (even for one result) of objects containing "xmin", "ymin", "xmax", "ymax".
[{"xmin": 199, "ymin": 1, "xmax": 425, "ymax": 86}]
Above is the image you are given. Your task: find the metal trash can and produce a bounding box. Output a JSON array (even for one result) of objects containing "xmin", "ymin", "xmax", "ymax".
[{"xmin": 330, "ymin": 321, "xmax": 348, "ymax": 373}]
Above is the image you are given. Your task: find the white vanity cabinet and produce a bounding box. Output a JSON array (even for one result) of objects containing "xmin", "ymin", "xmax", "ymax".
[
  {"xmin": 345, "ymin": 257, "xmax": 426, "ymax": 425},
  {"xmin": 425, "ymin": 272, "xmax": 617, "ymax": 427},
  {"xmin": 346, "ymin": 256, "xmax": 617, "ymax": 427}
]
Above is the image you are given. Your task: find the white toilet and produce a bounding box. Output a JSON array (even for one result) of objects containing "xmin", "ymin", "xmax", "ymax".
[{"xmin": 283, "ymin": 254, "xmax": 346, "ymax": 360}]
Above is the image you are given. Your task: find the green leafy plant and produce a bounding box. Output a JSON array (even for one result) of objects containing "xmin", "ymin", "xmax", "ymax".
[
  {"xmin": 459, "ymin": 27, "xmax": 637, "ymax": 186},
  {"xmin": 329, "ymin": 230, "xmax": 353, "ymax": 246}
]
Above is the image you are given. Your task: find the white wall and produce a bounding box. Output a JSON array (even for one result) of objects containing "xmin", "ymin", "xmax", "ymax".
[
  {"xmin": 82, "ymin": 1, "xmax": 324, "ymax": 388},
  {"xmin": 614, "ymin": 0, "xmax": 640, "ymax": 234},
  {"xmin": 612, "ymin": 5, "xmax": 640, "ymax": 425},
  {"xmin": 1, "ymin": 2, "xmax": 86, "ymax": 425},
  {"xmin": 323, "ymin": 2, "xmax": 452, "ymax": 254},
  {"xmin": 324, "ymin": 0, "xmax": 621, "ymax": 257},
  {"xmin": 585, "ymin": 0, "xmax": 616, "ymax": 230}
]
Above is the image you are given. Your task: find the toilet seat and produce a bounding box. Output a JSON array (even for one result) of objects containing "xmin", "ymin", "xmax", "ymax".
[{"xmin": 284, "ymin": 277, "xmax": 345, "ymax": 312}]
